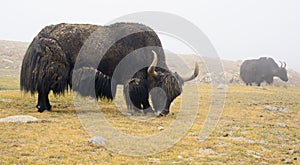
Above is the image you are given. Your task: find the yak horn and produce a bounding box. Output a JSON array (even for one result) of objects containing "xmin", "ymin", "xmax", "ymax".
[
  {"xmin": 283, "ymin": 62, "xmax": 287, "ymax": 68},
  {"xmin": 279, "ymin": 61, "xmax": 283, "ymax": 68},
  {"xmin": 182, "ymin": 62, "xmax": 200, "ymax": 82},
  {"xmin": 148, "ymin": 50, "xmax": 158, "ymax": 77}
]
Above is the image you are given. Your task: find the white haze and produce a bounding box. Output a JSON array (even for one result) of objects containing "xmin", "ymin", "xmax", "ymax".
[{"xmin": 1, "ymin": 0, "xmax": 299, "ymax": 71}]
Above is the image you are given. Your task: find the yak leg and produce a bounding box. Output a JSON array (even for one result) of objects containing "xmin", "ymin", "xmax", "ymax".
[
  {"xmin": 124, "ymin": 78, "xmax": 152, "ymax": 113},
  {"xmin": 36, "ymin": 89, "xmax": 51, "ymax": 113},
  {"xmin": 257, "ymin": 81, "xmax": 262, "ymax": 86}
]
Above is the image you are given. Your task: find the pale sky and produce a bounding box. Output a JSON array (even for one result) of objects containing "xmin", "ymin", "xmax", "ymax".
[{"xmin": 1, "ymin": 0, "xmax": 299, "ymax": 71}]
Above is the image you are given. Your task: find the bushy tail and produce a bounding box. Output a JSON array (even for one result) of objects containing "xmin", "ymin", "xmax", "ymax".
[{"xmin": 20, "ymin": 36, "xmax": 69, "ymax": 95}]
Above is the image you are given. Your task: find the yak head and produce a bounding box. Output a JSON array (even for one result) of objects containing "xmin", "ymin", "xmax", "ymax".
[
  {"xmin": 147, "ymin": 50, "xmax": 199, "ymax": 116},
  {"xmin": 275, "ymin": 61, "xmax": 288, "ymax": 82}
]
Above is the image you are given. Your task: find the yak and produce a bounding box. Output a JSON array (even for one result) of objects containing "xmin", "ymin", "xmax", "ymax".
[
  {"xmin": 20, "ymin": 23, "xmax": 199, "ymax": 116},
  {"xmin": 240, "ymin": 57, "xmax": 288, "ymax": 86}
]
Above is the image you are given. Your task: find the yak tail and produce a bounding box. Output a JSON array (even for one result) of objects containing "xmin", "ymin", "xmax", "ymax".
[{"xmin": 20, "ymin": 36, "xmax": 69, "ymax": 95}]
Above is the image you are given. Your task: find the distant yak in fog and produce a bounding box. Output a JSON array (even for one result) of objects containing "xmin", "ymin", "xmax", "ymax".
[{"xmin": 240, "ymin": 57, "xmax": 288, "ymax": 86}]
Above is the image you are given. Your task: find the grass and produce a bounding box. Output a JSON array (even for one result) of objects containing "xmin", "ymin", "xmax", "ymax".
[{"xmin": 0, "ymin": 76, "xmax": 299, "ymax": 164}]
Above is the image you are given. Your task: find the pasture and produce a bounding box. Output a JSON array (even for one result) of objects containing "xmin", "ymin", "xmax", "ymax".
[{"xmin": 0, "ymin": 75, "xmax": 299, "ymax": 164}]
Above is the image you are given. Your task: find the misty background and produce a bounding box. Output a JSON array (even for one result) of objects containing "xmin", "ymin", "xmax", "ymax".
[{"xmin": 1, "ymin": 0, "xmax": 299, "ymax": 72}]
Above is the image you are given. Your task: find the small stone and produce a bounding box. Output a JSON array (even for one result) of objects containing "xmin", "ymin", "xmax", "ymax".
[
  {"xmin": 93, "ymin": 148, "xmax": 102, "ymax": 152},
  {"xmin": 177, "ymin": 155, "xmax": 183, "ymax": 159},
  {"xmin": 287, "ymin": 149, "xmax": 296, "ymax": 155},
  {"xmin": 1, "ymin": 98, "xmax": 12, "ymax": 102},
  {"xmin": 276, "ymin": 123, "xmax": 287, "ymax": 128},
  {"xmin": 158, "ymin": 126, "xmax": 164, "ymax": 131},
  {"xmin": 223, "ymin": 133, "xmax": 229, "ymax": 137},
  {"xmin": 125, "ymin": 113, "xmax": 132, "ymax": 116},
  {"xmin": 88, "ymin": 136, "xmax": 106, "ymax": 146},
  {"xmin": 265, "ymin": 106, "xmax": 278, "ymax": 112},
  {"xmin": 279, "ymin": 108, "xmax": 293, "ymax": 113},
  {"xmin": 261, "ymin": 162, "xmax": 269, "ymax": 165},
  {"xmin": 188, "ymin": 132, "xmax": 196, "ymax": 136},
  {"xmin": 284, "ymin": 158, "xmax": 294, "ymax": 164},
  {"xmin": 217, "ymin": 84, "xmax": 228, "ymax": 89}
]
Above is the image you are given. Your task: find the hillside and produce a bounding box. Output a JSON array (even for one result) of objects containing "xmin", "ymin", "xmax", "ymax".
[
  {"xmin": 166, "ymin": 54, "xmax": 300, "ymax": 87},
  {"xmin": 0, "ymin": 40, "xmax": 299, "ymax": 87},
  {"xmin": 0, "ymin": 40, "xmax": 28, "ymax": 76}
]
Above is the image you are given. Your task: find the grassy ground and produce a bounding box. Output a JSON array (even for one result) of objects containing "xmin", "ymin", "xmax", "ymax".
[{"xmin": 0, "ymin": 76, "xmax": 299, "ymax": 164}]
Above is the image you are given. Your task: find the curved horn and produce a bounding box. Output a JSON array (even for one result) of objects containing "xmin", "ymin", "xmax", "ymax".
[
  {"xmin": 147, "ymin": 50, "xmax": 158, "ymax": 78},
  {"xmin": 279, "ymin": 61, "xmax": 283, "ymax": 68},
  {"xmin": 182, "ymin": 62, "xmax": 200, "ymax": 82},
  {"xmin": 283, "ymin": 62, "xmax": 286, "ymax": 68}
]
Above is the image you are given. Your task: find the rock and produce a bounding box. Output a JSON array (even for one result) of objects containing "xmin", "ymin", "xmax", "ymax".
[
  {"xmin": 177, "ymin": 155, "xmax": 183, "ymax": 159},
  {"xmin": 284, "ymin": 158, "xmax": 294, "ymax": 164},
  {"xmin": 287, "ymin": 149, "xmax": 296, "ymax": 155},
  {"xmin": 158, "ymin": 126, "xmax": 164, "ymax": 131},
  {"xmin": 276, "ymin": 123, "xmax": 287, "ymax": 128},
  {"xmin": 1, "ymin": 98, "xmax": 12, "ymax": 102},
  {"xmin": 125, "ymin": 113, "xmax": 132, "ymax": 116},
  {"xmin": 265, "ymin": 106, "xmax": 293, "ymax": 113},
  {"xmin": 223, "ymin": 133, "xmax": 229, "ymax": 137},
  {"xmin": 0, "ymin": 115, "xmax": 38, "ymax": 123},
  {"xmin": 279, "ymin": 108, "xmax": 293, "ymax": 113},
  {"xmin": 217, "ymin": 84, "xmax": 229, "ymax": 89},
  {"xmin": 88, "ymin": 136, "xmax": 106, "ymax": 146},
  {"xmin": 93, "ymin": 148, "xmax": 102, "ymax": 152},
  {"xmin": 265, "ymin": 106, "xmax": 278, "ymax": 112}
]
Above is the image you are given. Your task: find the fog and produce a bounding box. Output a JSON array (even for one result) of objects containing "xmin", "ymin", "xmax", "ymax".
[{"xmin": 1, "ymin": 0, "xmax": 299, "ymax": 71}]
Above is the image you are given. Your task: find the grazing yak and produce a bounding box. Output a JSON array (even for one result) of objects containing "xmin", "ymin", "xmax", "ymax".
[
  {"xmin": 20, "ymin": 23, "xmax": 199, "ymax": 116},
  {"xmin": 240, "ymin": 57, "xmax": 288, "ymax": 86}
]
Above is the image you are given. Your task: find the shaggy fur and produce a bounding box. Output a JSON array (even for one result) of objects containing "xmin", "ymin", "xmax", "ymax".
[{"xmin": 20, "ymin": 22, "xmax": 196, "ymax": 115}]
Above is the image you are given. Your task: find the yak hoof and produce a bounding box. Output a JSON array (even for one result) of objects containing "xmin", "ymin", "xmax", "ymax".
[
  {"xmin": 158, "ymin": 110, "xmax": 169, "ymax": 117},
  {"xmin": 37, "ymin": 105, "xmax": 52, "ymax": 113}
]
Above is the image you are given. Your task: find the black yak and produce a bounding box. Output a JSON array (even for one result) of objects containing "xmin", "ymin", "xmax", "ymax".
[
  {"xmin": 20, "ymin": 23, "xmax": 199, "ymax": 116},
  {"xmin": 240, "ymin": 57, "xmax": 288, "ymax": 86}
]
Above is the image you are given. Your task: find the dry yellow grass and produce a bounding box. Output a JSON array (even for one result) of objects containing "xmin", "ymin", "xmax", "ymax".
[{"xmin": 0, "ymin": 81, "xmax": 299, "ymax": 164}]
